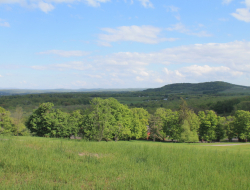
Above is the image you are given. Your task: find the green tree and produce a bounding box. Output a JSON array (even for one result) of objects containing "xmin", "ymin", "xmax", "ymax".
[
  {"xmin": 149, "ymin": 114, "xmax": 163, "ymax": 142},
  {"xmin": 130, "ymin": 108, "xmax": 149, "ymax": 139},
  {"xmin": 198, "ymin": 110, "xmax": 217, "ymax": 142},
  {"xmin": 215, "ymin": 116, "xmax": 226, "ymax": 142},
  {"xmin": 0, "ymin": 107, "xmax": 15, "ymax": 135},
  {"xmin": 68, "ymin": 110, "xmax": 83, "ymax": 137},
  {"xmin": 109, "ymin": 98, "xmax": 132, "ymax": 141},
  {"xmin": 163, "ymin": 109, "xmax": 179, "ymax": 141},
  {"xmin": 12, "ymin": 106, "xmax": 30, "ymax": 136},
  {"xmin": 233, "ymin": 110, "xmax": 250, "ymax": 142},
  {"xmin": 26, "ymin": 103, "xmax": 74, "ymax": 138},
  {"xmin": 224, "ymin": 116, "xmax": 235, "ymax": 142},
  {"xmin": 178, "ymin": 98, "xmax": 199, "ymax": 142},
  {"xmin": 82, "ymin": 98, "xmax": 133, "ymax": 141},
  {"xmin": 153, "ymin": 108, "xmax": 169, "ymax": 141}
]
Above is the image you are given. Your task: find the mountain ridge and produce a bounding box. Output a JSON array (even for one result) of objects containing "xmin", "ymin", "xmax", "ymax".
[{"xmin": 142, "ymin": 81, "xmax": 250, "ymax": 95}]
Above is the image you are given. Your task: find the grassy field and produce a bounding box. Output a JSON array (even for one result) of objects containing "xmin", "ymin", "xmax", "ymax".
[{"xmin": 0, "ymin": 137, "xmax": 250, "ymax": 189}]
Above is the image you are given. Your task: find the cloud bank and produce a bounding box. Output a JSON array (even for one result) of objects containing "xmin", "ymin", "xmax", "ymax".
[
  {"xmin": 0, "ymin": 0, "xmax": 154, "ymax": 13},
  {"xmin": 31, "ymin": 41, "xmax": 250, "ymax": 87}
]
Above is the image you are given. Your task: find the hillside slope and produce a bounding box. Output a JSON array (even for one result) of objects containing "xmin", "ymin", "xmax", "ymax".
[{"xmin": 143, "ymin": 81, "xmax": 250, "ymax": 95}]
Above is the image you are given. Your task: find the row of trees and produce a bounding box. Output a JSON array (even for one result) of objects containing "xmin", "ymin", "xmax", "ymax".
[
  {"xmin": 1, "ymin": 97, "xmax": 250, "ymax": 142},
  {"xmin": 148, "ymin": 100, "xmax": 250, "ymax": 142},
  {"xmin": 26, "ymin": 98, "xmax": 149, "ymax": 141}
]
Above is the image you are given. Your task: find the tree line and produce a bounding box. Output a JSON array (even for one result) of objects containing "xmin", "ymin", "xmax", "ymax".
[{"xmin": 1, "ymin": 97, "xmax": 250, "ymax": 142}]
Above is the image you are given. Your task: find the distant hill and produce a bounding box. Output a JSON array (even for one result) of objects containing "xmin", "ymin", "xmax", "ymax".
[
  {"xmin": 143, "ymin": 81, "xmax": 250, "ymax": 95},
  {"xmin": 0, "ymin": 88, "xmax": 146, "ymax": 96}
]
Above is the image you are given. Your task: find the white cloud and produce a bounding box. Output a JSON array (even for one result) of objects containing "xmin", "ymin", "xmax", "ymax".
[
  {"xmin": 38, "ymin": 1, "xmax": 54, "ymax": 13},
  {"xmin": 167, "ymin": 5, "xmax": 179, "ymax": 12},
  {"xmin": 31, "ymin": 65, "xmax": 47, "ymax": 70},
  {"xmin": 99, "ymin": 25, "xmax": 177, "ymax": 45},
  {"xmin": 222, "ymin": 0, "xmax": 233, "ymax": 5},
  {"xmin": 167, "ymin": 5, "xmax": 181, "ymax": 20},
  {"xmin": 231, "ymin": 8, "xmax": 250, "ymax": 22},
  {"xmin": 84, "ymin": 0, "xmax": 111, "ymax": 7},
  {"xmin": 86, "ymin": 74, "xmax": 102, "ymax": 78},
  {"xmin": 72, "ymin": 81, "xmax": 87, "ymax": 87},
  {"xmin": 32, "ymin": 61, "xmax": 92, "ymax": 71},
  {"xmin": 54, "ymin": 61, "xmax": 91, "ymax": 70},
  {"xmin": 245, "ymin": 0, "xmax": 250, "ymax": 7},
  {"xmin": 0, "ymin": 0, "xmax": 156, "ymax": 12},
  {"xmin": 231, "ymin": 0, "xmax": 250, "ymax": 22},
  {"xmin": 136, "ymin": 76, "xmax": 144, "ymax": 81},
  {"xmin": 166, "ymin": 23, "xmax": 212, "ymax": 37},
  {"xmin": 166, "ymin": 23, "xmax": 189, "ymax": 33},
  {"xmin": 178, "ymin": 65, "xmax": 243, "ymax": 77},
  {"xmin": 160, "ymin": 65, "xmax": 243, "ymax": 84},
  {"xmin": 154, "ymin": 78, "xmax": 164, "ymax": 83},
  {"xmin": 0, "ymin": 75, "xmax": 3, "ymax": 77},
  {"xmin": 218, "ymin": 18, "xmax": 229, "ymax": 21},
  {"xmin": 93, "ymin": 41, "xmax": 250, "ymax": 72},
  {"xmin": 137, "ymin": 0, "xmax": 153, "ymax": 8},
  {"xmin": 0, "ymin": 18, "xmax": 10, "ymax": 27},
  {"xmin": 0, "ymin": 0, "xmax": 110, "ymax": 12},
  {"xmin": 38, "ymin": 50, "xmax": 90, "ymax": 57}
]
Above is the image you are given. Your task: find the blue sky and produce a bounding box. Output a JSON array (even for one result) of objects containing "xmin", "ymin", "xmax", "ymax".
[{"xmin": 0, "ymin": 0, "xmax": 250, "ymax": 89}]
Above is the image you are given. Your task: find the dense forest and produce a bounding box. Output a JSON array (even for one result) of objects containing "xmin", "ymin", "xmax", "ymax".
[
  {"xmin": 1, "ymin": 81, "xmax": 250, "ymax": 142},
  {"xmin": 1, "ymin": 97, "xmax": 250, "ymax": 143}
]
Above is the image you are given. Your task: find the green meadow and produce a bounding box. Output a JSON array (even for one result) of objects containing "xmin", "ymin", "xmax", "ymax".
[{"xmin": 1, "ymin": 137, "xmax": 250, "ymax": 190}]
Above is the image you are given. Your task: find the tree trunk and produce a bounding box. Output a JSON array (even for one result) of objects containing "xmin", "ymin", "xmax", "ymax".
[{"xmin": 153, "ymin": 135, "xmax": 155, "ymax": 142}]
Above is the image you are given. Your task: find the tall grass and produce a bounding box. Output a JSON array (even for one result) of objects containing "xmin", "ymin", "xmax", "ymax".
[{"xmin": 0, "ymin": 136, "xmax": 250, "ymax": 189}]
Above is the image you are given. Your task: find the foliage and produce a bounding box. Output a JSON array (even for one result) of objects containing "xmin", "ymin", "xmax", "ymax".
[
  {"xmin": 178, "ymin": 99, "xmax": 199, "ymax": 142},
  {"xmin": 82, "ymin": 98, "xmax": 136, "ymax": 141},
  {"xmin": 198, "ymin": 110, "xmax": 218, "ymax": 141},
  {"xmin": 162, "ymin": 109, "xmax": 179, "ymax": 140},
  {"xmin": 130, "ymin": 108, "xmax": 149, "ymax": 139},
  {"xmin": 215, "ymin": 116, "xmax": 226, "ymax": 141},
  {"xmin": 0, "ymin": 107, "xmax": 15, "ymax": 135},
  {"xmin": 224, "ymin": 116, "xmax": 235, "ymax": 141},
  {"xmin": 148, "ymin": 114, "xmax": 164, "ymax": 141},
  {"xmin": 143, "ymin": 81, "xmax": 248, "ymax": 95},
  {"xmin": 234, "ymin": 101, "xmax": 250, "ymax": 112},
  {"xmin": 26, "ymin": 103, "xmax": 80, "ymax": 138},
  {"xmin": 233, "ymin": 110, "xmax": 250, "ymax": 141}
]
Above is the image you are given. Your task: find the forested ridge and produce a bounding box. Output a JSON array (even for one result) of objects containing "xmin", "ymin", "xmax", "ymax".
[{"xmin": 143, "ymin": 81, "xmax": 250, "ymax": 95}]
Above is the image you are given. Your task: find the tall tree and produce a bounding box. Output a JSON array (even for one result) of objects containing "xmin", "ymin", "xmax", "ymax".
[
  {"xmin": 163, "ymin": 109, "xmax": 179, "ymax": 141},
  {"xmin": 0, "ymin": 107, "xmax": 15, "ymax": 135},
  {"xmin": 148, "ymin": 114, "xmax": 163, "ymax": 142},
  {"xmin": 12, "ymin": 106, "xmax": 30, "ymax": 136},
  {"xmin": 109, "ymin": 98, "xmax": 132, "ymax": 141},
  {"xmin": 178, "ymin": 98, "xmax": 199, "ymax": 142},
  {"xmin": 233, "ymin": 110, "xmax": 250, "ymax": 142},
  {"xmin": 89, "ymin": 98, "xmax": 114, "ymax": 141},
  {"xmin": 215, "ymin": 116, "xmax": 226, "ymax": 142},
  {"xmin": 224, "ymin": 116, "xmax": 235, "ymax": 142}
]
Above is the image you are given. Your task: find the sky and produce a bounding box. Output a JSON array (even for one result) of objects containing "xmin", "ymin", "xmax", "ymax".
[{"xmin": 0, "ymin": 0, "xmax": 250, "ymax": 89}]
